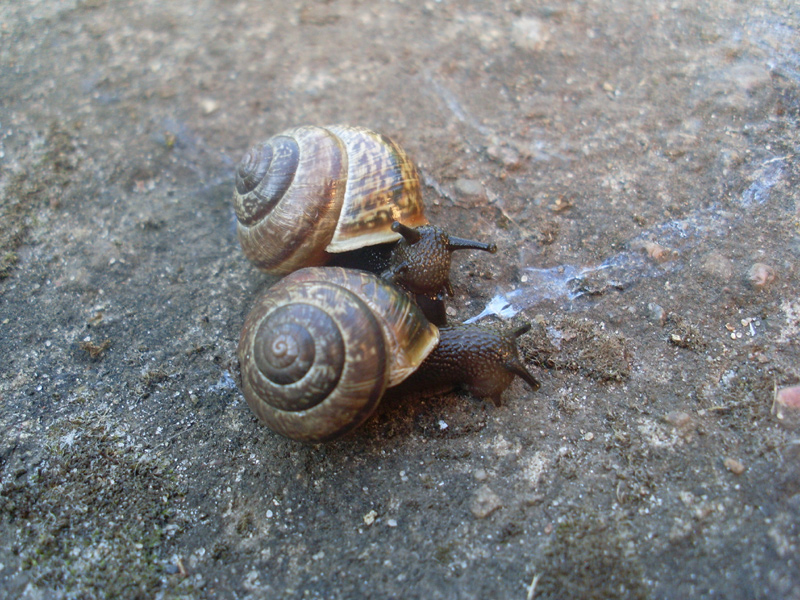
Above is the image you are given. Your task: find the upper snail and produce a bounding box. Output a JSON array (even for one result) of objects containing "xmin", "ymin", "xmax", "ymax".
[{"xmin": 233, "ymin": 125, "xmax": 496, "ymax": 306}]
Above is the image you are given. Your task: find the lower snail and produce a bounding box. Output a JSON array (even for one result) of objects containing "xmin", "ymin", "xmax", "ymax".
[
  {"xmin": 233, "ymin": 125, "xmax": 496, "ymax": 313},
  {"xmin": 238, "ymin": 267, "xmax": 539, "ymax": 442}
]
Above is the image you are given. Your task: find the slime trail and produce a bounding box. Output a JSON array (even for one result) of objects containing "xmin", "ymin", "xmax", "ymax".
[
  {"xmin": 466, "ymin": 156, "xmax": 792, "ymax": 323},
  {"xmin": 444, "ymin": 14, "xmax": 800, "ymax": 323}
]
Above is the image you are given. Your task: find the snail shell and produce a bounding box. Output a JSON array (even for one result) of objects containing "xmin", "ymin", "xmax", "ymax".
[
  {"xmin": 234, "ymin": 125, "xmax": 428, "ymax": 275},
  {"xmin": 238, "ymin": 267, "xmax": 539, "ymax": 442},
  {"xmin": 238, "ymin": 266, "xmax": 439, "ymax": 442}
]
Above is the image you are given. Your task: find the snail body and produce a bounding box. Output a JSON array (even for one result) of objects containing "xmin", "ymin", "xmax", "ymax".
[
  {"xmin": 238, "ymin": 267, "xmax": 538, "ymax": 442},
  {"xmin": 394, "ymin": 323, "xmax": 540, "ymax": 407},
  {"xmin": 233, "ymin": 125, "xmax": 496, "ymax": 307}
]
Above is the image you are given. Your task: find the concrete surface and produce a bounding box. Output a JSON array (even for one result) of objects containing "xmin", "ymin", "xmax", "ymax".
[{"xmin": 1, "ymin": 1, "xmax": 799, "ymax": 598}]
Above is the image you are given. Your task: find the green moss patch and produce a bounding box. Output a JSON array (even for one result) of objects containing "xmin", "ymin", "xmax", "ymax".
[{"xmin": 1, "ymin": 417, "xmax": 186, "ymax": 598}]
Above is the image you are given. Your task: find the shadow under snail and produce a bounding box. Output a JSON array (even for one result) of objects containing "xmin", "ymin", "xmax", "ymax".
[
  {"xmin": 238, "ymin": 267, "xmax": 539, "ymax": 442},
  {"xmin": 233, "ymin": 124, "xmax": 496, "ymax": 322}
]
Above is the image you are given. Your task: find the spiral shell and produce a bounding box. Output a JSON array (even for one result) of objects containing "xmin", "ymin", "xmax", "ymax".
[
  {"xmin": 238, "ymin": 267, "xmax": 439, "ymax": 442},
  {"xmin": 234, "ymin": 125, "xmax": 428, "ymax": 275}
]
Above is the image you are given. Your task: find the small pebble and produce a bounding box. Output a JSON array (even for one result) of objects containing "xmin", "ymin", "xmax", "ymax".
[
  {"xmin": 487, "ymin": 145, "xmax": 522, "ymax": 169},
  {"xmin": 511, "ymin": 17, "xmax": 550, "ymax": 52},
  {"xmin": 470, "ymin": 484, "xmax": 502, "ymax": 519},
  {"xmin": 700, "ymin": 252, "xmax": 734, "ymax": 281},
  {"xmin": 522, "ymin": 493, "xmax": 544, "ymax": 506},
  {"xmin": 646, "ymin": 303, "xmax": 666, "ymax": 327},
  {"xmin": 723, "ymin": 457, "xmax": 746, "ymax": 475},
  {"xmin": 473, "ymin": 468, "xmax": 488, "ymax": 481},
  {"xmin": 643, "ymin": 241, "xmax": 672, "ymax": 263},
  {"xmin": 199, "ymin": 98, "xmax": 219, "ymax": 115},
  {"xmin": 363, "ymin": 510, "xmax": 378, "ymax": 526},
  {"xmin": 454, "ymin": 178, "xmax": 485, "ymax": 199},
  {"xmin": 774, "ymin": 385, "xmax": 800, "ymax": 420},
  {"xmin": 630, "ymin": 239, "xmax": 673, "ymax": 263},
  {"xmin": 747, "ymin": 262, "xmax": 775, "ymax": 290},
  {"xmin": 669, "ymin": 520, "xmax": 693, "ymax": 542},
  {"xmin": 664, "ymin": 411, "xmax": 694, "ymax": 431}
]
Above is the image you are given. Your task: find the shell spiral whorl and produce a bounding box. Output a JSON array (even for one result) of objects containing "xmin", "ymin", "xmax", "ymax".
[
  {"xmin": 251, "ymin": 304, "xmax": 344, "ymax": 408},
  {"xmin": 234, "ymin": 137, "xmax": 299, "ymax": 226}
]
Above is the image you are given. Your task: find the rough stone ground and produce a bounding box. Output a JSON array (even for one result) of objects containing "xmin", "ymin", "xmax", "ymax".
[{"xmin": 1, "ymin": 1, "xmax": 799, "ymax": 598}]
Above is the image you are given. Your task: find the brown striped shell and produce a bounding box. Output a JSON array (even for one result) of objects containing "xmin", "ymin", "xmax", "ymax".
[
  {"xmin": 237, "ymin": 267, "xmax": 439, "ymax": 442},
  {"xmin": 233, "ymin": 125, "xmax": 428, "ymax": 275}
]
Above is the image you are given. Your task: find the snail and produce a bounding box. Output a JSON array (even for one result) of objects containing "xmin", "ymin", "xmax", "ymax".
[
  {"xmin": 238, "ymin": 266, "xmax": 539, "ymax": 442},
  {"xmin": 233, "ymin": 125, "xmax": 496, "ymax": 312}
]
